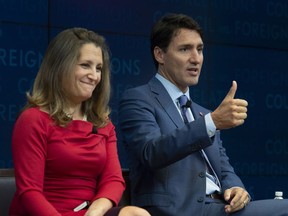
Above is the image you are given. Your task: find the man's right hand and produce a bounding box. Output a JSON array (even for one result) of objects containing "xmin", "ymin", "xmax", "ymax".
[{"xmin": 211, "ymin": 81, "xmax": 248, "ymax": 130}]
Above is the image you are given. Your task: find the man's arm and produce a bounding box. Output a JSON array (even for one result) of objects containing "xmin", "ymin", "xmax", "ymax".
[{"xmin": 119, "ymin": 87, "xmax": 212, "ymax": 170}]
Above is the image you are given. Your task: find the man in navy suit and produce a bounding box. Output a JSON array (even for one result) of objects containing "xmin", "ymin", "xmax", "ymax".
[{"xmin": 118, "ymin": 13, "xmax": 288, "ymax": 216}]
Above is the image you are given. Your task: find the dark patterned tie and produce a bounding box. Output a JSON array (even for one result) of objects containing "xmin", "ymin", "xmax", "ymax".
[{"xmin": 178, "ymin": 95, "xmax": 189, "ymax": 124}]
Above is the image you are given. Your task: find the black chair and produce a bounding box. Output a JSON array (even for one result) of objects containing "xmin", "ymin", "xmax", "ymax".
[
  {"xmin": 0, "ymin": 168, "xmax": 130, "ymax": 215},
  {"xmin": 0, "ymin": 169, "xmax": 15, "ymax": 216},
  {"xmin": 119, "ymin": 168, "xmax": 131, "ymax": 206}
]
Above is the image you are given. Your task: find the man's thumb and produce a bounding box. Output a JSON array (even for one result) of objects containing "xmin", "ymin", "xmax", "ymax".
[{"xmin": 226, "ymin": 81, "xmax": 237, "ymax": 99}]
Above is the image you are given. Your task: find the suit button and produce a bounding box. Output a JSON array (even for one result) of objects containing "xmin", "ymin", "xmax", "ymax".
[
  {"xmin": 197, "ymin": 197, "xmax": 204, "ymax": 202},
  {"xmin": 199, "ymin": 172, "xmax": 205, "ymax": 178}
]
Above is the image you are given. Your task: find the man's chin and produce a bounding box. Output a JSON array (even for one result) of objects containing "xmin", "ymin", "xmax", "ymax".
[{"xmin": 188, "ymin": 79, "xmax": 199, "ymax": 86}]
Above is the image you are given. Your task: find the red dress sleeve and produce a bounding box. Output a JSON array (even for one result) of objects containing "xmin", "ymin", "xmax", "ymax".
[
  {"xmin": 11, "ymin": 108, "xmax": 61, "ymax": 215},
  {"xmin": 90, "ymin": 122, "xmax": 125, "ymax": 205}
]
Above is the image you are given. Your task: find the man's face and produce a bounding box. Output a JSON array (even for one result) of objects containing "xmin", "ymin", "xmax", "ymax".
[{"xmin": 156, "ymin": 28, "xmax": 204, "ymax": 92}]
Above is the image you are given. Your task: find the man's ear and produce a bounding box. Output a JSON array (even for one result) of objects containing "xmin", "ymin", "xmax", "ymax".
[{"xmin": 154, "ymin": 46, "xmax": 164, "ymax": 64}]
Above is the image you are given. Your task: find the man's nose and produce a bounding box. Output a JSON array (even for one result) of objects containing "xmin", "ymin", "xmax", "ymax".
[{"xmin": 189, "ymin": 50, "xmax": 201, "ymax": 63}]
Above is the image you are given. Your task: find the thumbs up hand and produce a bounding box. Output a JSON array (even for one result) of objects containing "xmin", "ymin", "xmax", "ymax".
[{"xmin": 211, "ymin": 81, "xmax": 248, "ymax": 130}]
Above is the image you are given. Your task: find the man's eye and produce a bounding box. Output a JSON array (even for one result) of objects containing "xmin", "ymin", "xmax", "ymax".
[{"xmin": 198, "ymin": 48, "xmax": 203, "ymax": 53}]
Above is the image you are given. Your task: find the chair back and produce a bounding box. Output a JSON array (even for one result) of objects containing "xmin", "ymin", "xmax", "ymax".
[{"xmin": 0, "ymin": 169, "xmax": 15, "ymax": 216}]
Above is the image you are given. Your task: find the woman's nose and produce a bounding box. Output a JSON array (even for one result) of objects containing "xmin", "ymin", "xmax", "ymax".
[{"xmin": 88, "ymin": 69, "xmax": 100, "ymax": 81}]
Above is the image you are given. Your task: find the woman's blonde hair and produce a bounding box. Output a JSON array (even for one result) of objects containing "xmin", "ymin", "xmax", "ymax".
[{"xmin": 25, "ymin": 28, "xmax": 111, "ymax": 127}]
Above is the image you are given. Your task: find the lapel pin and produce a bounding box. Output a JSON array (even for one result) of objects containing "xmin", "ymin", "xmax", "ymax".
[{"xmin": 199, "ymin": 112, "xmax": 204, "ymax": 116}]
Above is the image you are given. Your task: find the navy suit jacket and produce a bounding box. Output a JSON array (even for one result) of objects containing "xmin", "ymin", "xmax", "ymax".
[{"xmin": 118, "ymin": 77, "xmax": 245, "ymax": 216}]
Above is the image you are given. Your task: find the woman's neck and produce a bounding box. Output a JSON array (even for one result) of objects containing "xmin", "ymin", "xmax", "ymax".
[{"xmin": 64, "ymin": 104, "xmax": 86, "ymax": 120}]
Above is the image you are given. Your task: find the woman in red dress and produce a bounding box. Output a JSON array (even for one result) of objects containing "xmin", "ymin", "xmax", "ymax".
[{"xmin": 10, "ymin": 28, "xmax": 150, "ymax": 216}]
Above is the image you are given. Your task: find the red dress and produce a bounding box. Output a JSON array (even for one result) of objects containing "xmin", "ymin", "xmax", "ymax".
[{"xmin": 9, "ymin": 107, "xmax": 125, "ymax": 215}]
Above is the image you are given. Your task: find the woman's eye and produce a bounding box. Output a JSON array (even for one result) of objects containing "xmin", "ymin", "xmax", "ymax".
[
  {"xmin": 96, "ymin": 67, "xmax": 102, "ymax": 73},
  {"xmin": 80, "ymin": 63, "xmax": 90, "ymax": 68}
]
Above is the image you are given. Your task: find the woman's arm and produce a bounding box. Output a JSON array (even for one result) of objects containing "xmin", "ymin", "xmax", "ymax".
[
  {"xmin": 12, "ymin": 108, "xmax": 60, "ymax": 215},
  {"xmin": 84, "ymin": 198, "xmax": 113, "ymax": 216},
  {"xmin": 89, "ymin": 122, "xmax": 125, "ymax": 207}
]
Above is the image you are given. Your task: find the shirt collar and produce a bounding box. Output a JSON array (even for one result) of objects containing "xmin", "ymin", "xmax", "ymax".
[{"xmin": 155, "ymin": 73, "xmax": 190, "ymax": 102}]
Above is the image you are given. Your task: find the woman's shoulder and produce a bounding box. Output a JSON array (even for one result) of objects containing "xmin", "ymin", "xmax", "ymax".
[
  {"xmin": 96, "ymin": 120, "xmax": 115, "ymax": 135},
  {"xmin": 21, "ymin": 107, "xmax": 48, "ymax": 117},
  {"xmin": 17, "ymin": 107, "xmax": 51, "ymax": 124},
  {"xmin": 13, "ymin": 107, "xmax": 54, "ymax": 136}
]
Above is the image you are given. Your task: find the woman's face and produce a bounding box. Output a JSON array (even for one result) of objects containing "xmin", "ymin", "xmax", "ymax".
[{"xmin": 64, "ymin": 43, "xmax": 103, "ymax": 105}]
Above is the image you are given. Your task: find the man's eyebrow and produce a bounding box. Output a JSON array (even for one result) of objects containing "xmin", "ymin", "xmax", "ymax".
[
  {"xmin": 179, "ymin": 43, "xmax": 204, "ymax": 48},
  {"xmin": 198, "ymin": 43, "xmax": 204, "ymax": 47}
]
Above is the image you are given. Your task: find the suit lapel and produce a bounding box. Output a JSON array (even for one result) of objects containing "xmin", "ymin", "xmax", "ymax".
[{"xmin": 148, "ymin": 77, "xmax": 184, "ymax": 128}]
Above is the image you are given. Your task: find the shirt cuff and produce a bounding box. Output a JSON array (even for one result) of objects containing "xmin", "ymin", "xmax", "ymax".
[{"xmin": 204, "ymin": 113, "xmax": 216, "ymax": 138}]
